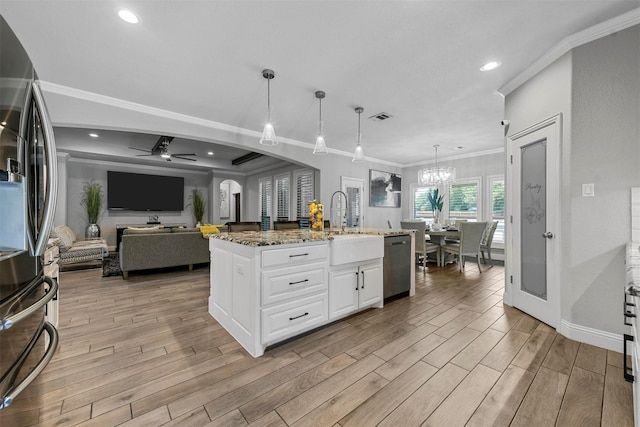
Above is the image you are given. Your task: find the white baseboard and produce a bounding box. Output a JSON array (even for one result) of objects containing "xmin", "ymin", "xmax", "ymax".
[{"xmin": 559, "ymin": 319, "xmax": 623, "ymax": 353}]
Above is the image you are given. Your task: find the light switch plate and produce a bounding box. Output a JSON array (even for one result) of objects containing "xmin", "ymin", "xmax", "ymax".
[{"xmin": 582, "ymin": 183, "xmax": 595, "ymax": 197}]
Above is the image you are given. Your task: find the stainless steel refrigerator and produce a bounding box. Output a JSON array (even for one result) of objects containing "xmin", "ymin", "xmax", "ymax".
[{"xmin": 0, "ymin": 15, "xmax": 59, "ymax": 419}]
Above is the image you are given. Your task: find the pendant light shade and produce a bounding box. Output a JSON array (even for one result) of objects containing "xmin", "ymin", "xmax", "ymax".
[
  {"xmin": 418, "ymin": 144, "xmax": 456, "ymax": 184},
  {"xmin": 352, "ymin": 107, "xmax": 365, "ymax": 163},
  {"xmin": 259, "ymin": 69, "xmax": 277, "ymax": 146},
  {"xmin": 313, "ymin": 91, "xmax": 328, "ymax": 155}
]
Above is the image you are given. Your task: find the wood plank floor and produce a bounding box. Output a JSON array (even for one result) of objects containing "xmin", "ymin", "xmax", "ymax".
[{"xmin": 1, "ymin": 261, "xmax": 634, "ymax": 426}]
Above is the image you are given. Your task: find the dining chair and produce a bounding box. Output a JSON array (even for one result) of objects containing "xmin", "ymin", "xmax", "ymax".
[
  {"xmin": 445, "ymin": 219, "xmax": 467, "ymax": 244},
  {"xmin": 440, "ymin": 221, "xmax": 488, "ymax": 272},
  {"xmin": 480, "ymin": 221, "xmax": 499, "ymax": 266},
  {"xmin": 400, "ymin": 220, "xmax": 440, "ymax": 271},
  {"xmin": 226, "ymin": 221, "xmax": 261, "ymax": 232},
  {"xmin": 273, "ymin": 220, "xmax": 301, "ymax": 230}
]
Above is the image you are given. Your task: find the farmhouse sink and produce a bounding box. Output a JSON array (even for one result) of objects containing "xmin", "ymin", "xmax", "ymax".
[{"xmin": 329, "ymin": 234, "xmax": 384, "ymax": 265}]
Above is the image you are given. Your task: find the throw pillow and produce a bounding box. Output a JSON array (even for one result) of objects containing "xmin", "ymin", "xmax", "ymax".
[{"xmin": 50, "ymin": 225, "xmax": 75, "ymax": 252}]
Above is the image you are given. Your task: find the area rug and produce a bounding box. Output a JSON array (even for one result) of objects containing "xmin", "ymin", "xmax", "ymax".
[{"xmin": 102, "ymin": 253, "xmax": 122, "ymax": 277}]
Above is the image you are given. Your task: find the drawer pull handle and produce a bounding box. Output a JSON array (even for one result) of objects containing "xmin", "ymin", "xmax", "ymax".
[
  {"xmin": 624, "ymin": 334, "xmax": 634, "ymax": 383},
  {"xmin": 355, "ymin": 272, "xmax": 359, "ymax": 290},
  {"xmin": 289, "ymin": 312, "xmax": 309, "ymax": 321},
  {"xmin": 289, "ymin": 279, "xmax": 309, "ymax": 285},
  {"xmin": 625, "ymin": 311, "xmax": 636, "ymax": 326},
  {"xmin": 361, "ymin": 270, "xmax": 365, "ymax": 289},
  {"xmin": 289, "ymin": 253, "xmax": 309, "ymax": 258}
]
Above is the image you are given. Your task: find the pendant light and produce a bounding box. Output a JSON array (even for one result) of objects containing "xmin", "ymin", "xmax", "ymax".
[
  {"xmin": 312, "ymin": 91, "xmax": 328, "ymax": 155},
  {"xmin": 418, "ymin": 144, "xmax": 456, "ymax": 184},
  {"xmin": 259, "ymin": 69, "xmax": 277, "ymax": 146},
  {"xmin": 352, "ymin": 107, "xmax": 365, "ymax": 162}
]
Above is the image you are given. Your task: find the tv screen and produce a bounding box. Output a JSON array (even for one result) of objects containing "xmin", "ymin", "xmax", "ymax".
[{"xmin": 107, "ymin": 171, "xmax": 184, "ymax": 211}]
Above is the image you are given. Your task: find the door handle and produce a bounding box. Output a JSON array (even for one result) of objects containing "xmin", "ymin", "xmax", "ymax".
[
  {"xmin": 542, "ymin": 232, "xmax": 553, "ymax": 239},
  {"xmin": 624, "ymin": 334, "xmax": 634, "ymax": 382}
]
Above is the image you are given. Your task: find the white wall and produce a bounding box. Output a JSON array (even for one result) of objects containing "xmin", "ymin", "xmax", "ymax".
[
  {"xmin": 505, "ymin": 25, "xmax": 640, "ymax": 344},
  {"xmin": 63, "ymin": 158, "xmax": 210, "ymax": 248}
]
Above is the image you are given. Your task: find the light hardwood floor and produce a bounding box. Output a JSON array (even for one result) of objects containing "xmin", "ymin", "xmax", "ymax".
[{"xmin": 1, "ymin": 261, "xmax": 634, "ymax": 426}]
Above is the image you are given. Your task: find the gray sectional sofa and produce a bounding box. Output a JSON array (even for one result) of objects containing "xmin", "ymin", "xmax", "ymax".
[{"xmin": 119, "ymin": 227, "xmax": 210, "ymax": 279}]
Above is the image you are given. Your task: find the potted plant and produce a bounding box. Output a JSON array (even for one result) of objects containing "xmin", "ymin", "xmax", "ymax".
[
  {"xmin": 189, "ymin": 186, "xmax": 206, "ymax": 227},
  {"xmin": 427, "ymin": 188, "xmax": 445, "ymax": 230},
  {"xmin": 81, "ymin": 180, "xmax": 103, "ymax": 238}
]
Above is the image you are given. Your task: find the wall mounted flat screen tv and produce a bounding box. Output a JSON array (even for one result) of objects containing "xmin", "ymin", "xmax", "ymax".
[{"xmin": 107, "ymin": 171, "xmax": 184, "ymax": 211}]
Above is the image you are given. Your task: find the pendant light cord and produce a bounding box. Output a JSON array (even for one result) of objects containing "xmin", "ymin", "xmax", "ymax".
[{"xmin": 267, "ymin": 78, "xmax": 271, "ymax": 122}]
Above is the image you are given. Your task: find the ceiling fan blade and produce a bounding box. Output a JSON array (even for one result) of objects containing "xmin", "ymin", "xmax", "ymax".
[
  {"xmin": 129, "ymin": 147, "xmax": 152, "ymax": 153},
  {"xmin": 136, "ymin": 154, "xmax": 156, "ymax": 157},
  {"xmin": 172, "ymin": 155, "xmax": 197, "ymax": 161},
  {"xmin": 171, "ymin": 153, "xmax": 197, "ymax": 157}
]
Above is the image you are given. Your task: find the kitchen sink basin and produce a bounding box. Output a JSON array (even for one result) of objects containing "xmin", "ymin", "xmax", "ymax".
[{"xmin": 329, "ymin": 234, "xmax": 384, "ymax": 265}]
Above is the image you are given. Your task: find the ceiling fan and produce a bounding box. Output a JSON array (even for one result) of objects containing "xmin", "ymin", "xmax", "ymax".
[{"xmin": 129, "ymin": 136, "xmax": 197, "ymax": 162}]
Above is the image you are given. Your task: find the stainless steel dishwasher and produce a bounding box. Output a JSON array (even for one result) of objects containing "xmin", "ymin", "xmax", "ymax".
[{"xmin": 383, "ymin": 234, "xmax": 412, "ymax": 301}]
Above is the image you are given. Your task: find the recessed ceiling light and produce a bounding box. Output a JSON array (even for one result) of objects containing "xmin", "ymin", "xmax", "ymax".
[
  {"xmin": 480, "ymin": 61, "xmax": 501, "ymax": 71},
  {"xmin": 89, "ymin": 133, "xmax": 99, "ymax": 138},
  {"xmin": 452, "ymin": 146, "xmax": 464, "ymax": 150},
  {"xmin": 207, "ymin": 151, "xmax": 214, "ymax": 156},
  {"xmin": 117, "ymin": 9, "xmax": 140, "ymax": 24}
]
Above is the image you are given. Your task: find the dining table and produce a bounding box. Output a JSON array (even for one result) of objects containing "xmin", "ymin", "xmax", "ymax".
[{"xmin": 425, "ymin": 228, "xmax": 461, "ymax": 245}]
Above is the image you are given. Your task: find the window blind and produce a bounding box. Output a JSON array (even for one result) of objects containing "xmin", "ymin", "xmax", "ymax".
[
  {"xmin": 412, "ymin": 185, "xmax": 436, "ymax": 220},
  {"xmin": 448, "ymin": 182, "xmax": 478, "ymax": 220},
  {"xmin": 275, "ymin": 174, "xmax": 290, "ymax": 220},
  {"xmin": 295, "ymin": 170, "xmax": 314, "ymax": 220},
  {"xmin": 259, "ymin": 177, "xmax": 272, "ymax": 218}
]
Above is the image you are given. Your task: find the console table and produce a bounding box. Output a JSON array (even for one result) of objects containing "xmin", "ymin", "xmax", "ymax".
[{"xmin": 115, "ymin": 223, "xmax": 186, "ymax": 252}]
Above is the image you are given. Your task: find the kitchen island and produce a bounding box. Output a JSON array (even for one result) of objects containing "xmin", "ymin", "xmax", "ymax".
[{"xmin": 208, "ymin": 229, "xmax": 413, "ymax": 357}]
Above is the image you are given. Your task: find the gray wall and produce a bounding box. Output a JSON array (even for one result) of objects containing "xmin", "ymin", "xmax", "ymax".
[
  {"xmin": 505, "ymin": 25, "xmax": 640, "ymax": 338},
  {"xmin": 62, "ymin": 158, "xmax": 210, "ymax": 248},
  {"xmin": 401, "ymin": 150, "xmax": 505, "ymax": 222},
  {"xmin": 569, "ymin": 25, "xmax": 640, "ymax": 333}
]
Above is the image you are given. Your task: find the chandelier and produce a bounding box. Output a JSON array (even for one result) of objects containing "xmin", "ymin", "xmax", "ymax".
[{"xmin": 418, "ymin": 145, "xmax": 456, "ymax": 184}]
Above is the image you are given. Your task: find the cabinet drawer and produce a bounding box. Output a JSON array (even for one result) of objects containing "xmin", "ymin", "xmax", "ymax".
[
  {"xmin": 262, "ymin": 293, "xmax": 328, "ymax": 344},
  {"xmin": 262, "ymin": 263, "xmax": 327, "ymax": 306},
  {"xmin": 261, "ymin": 244, "xmax": 328, "ymax": 268}
]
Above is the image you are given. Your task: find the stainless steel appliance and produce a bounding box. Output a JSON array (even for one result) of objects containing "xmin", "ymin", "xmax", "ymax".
[
  {"xmin": 0, "ymin": 16, "xmax": 59, "ymax": 418},
  {"xmin": 383, "ymin": 234, "xmax": 411, "ymax": 300}
]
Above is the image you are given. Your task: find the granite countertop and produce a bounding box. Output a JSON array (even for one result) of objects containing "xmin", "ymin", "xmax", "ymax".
[
  {"xmin": 208, "ymin": 228, "xmax": 413, "ymax": 246},
  {"xmin": 627, "ymin": 242, "xmax": 640, "ymax": 290}
]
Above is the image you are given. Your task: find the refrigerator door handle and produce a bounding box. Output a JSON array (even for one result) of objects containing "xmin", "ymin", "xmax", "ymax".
[
  {"xmin": 1, "ymin": 321, "xmax": 58, "ymax": 409},
  {"xmin": 30, "ymin": 82, "xmax": 58, "ymax": 257},
  {"xmin": 0, "ymin": 276, "xmax": 57, "ymax": 331}
]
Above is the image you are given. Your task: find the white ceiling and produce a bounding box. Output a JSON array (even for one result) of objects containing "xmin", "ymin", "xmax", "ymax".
[{"xmin": 2, "ymin": 1, "xmax": 638, "ymax": 171}]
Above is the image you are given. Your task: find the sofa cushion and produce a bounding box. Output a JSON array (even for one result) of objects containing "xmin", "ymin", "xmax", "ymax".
[
  {"xmin": 50, "ymin": 225, "xmax": 76, "ymax": 252},
  {"xmin": 172, "ymin": 227, "xmax": 200, "ymax": 233},
  {"xmin": 123, "ymin": 228, "xmax": 171, "ymax": 235}
]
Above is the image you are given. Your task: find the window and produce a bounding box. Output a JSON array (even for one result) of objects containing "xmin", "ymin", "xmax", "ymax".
[
  {"xmin": 258, "ymin": 177, "xmax": 272, "ymax": 230},
  {"xmin": 411, "ymin": 184, "xmax": 437, "ymax": 221},
  {"xmin": 488, "ymin": 175, "xmax": 505, "ymax": 246},
  {"xmin": 294, "ymin": 169, "xmax": 314, "ymax": 221},
  {"xmin": 448, "ymin": 179, "xmax": 480, "ymax": 221},
  {"xmin": 275, "ymin": 173, "xmax": 290, "ymax": 221}
]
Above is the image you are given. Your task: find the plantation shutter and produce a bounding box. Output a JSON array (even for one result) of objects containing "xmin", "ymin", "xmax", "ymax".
[
  {"xmin": 448, "ymin": 182, "xmax": 478, "ymax": 220},
  {"xmin": 259, "ymin": 177, "xmax": 272, "ymax": 230},
  {"xmin": 295, "ymin": 170, "xmax": 314, "ymax": 221},
  {"xmin": 275, "ymin": 174, "xmax": 290, "ymax": 221}
]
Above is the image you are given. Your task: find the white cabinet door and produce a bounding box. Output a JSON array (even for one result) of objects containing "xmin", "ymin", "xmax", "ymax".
[
  {"xmin": 359, "ymin": 262, "xmax": 382, "ymax": 308},
  {"xmin": 328, "ymin": 268, "xmax": 358, "ymax": 320}
]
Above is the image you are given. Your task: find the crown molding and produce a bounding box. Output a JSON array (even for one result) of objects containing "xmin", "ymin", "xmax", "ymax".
[
  {"xmin": 404, "ymin": 147, "xmax": 505, "ymax": 168},
  {"xmin": 39, "ymin": 81, "xmax": 404, "ymax": 168},
  {"xmin": 499, "ymin": 8, "xmax": 640, "ymax": 96}
]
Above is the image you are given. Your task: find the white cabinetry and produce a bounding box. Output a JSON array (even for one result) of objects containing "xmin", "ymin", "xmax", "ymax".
[
  {"xmin": 44, "ymin": 240, "xmax": 59, "ymax": 328},
  {"xmin": 209, "ymin": 238, "xmax": 329, "ymax": 357},
  {"xmin": 329, "ymin": 260, "xmax": 383, "ymax": 320}
]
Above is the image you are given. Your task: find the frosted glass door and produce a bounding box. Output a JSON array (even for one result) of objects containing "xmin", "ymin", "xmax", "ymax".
[{"xmin": 520, "ymin": 140, "xmax": 546, "ymax": 300}]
